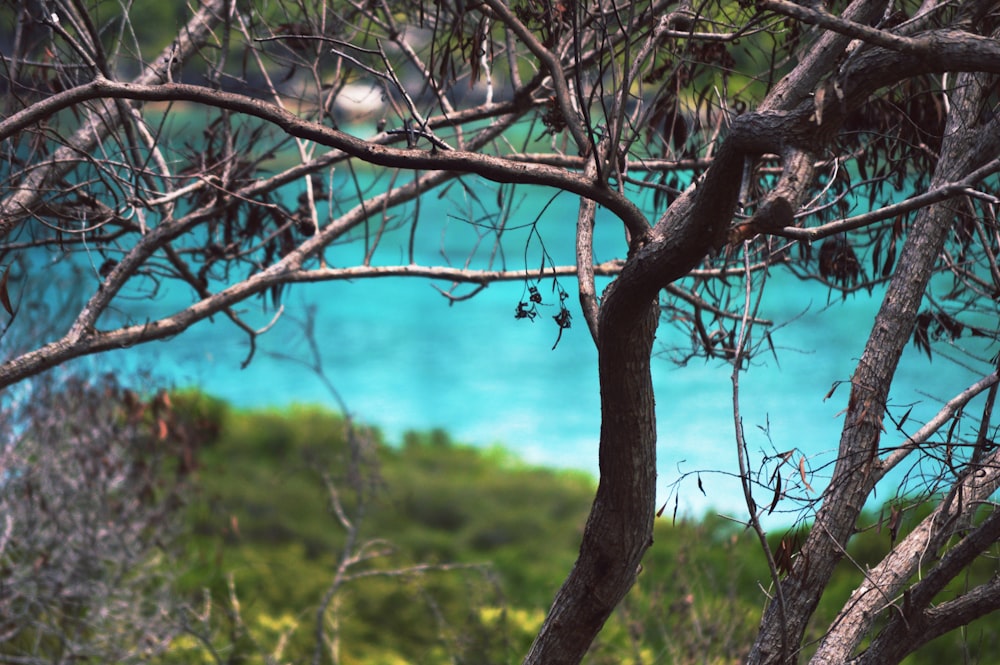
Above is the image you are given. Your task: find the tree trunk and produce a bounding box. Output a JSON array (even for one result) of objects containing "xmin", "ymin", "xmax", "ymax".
[
  {"xmin": 748, "ymin": 69, "xmax": 1000, "ymax": 665},
  {"xmin": 523, "ymin": 274, "xmax": 659, "ymax": 665}
]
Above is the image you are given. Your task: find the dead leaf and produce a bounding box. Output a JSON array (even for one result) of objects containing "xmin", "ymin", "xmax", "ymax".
[
  {"xmin": 776, "ymin": 537, "xmax": 794, "ymax": 576},
  {"xmin": 0, "ymin": 264, "xmax": 13, "ymax": 316},
  {"xmin": 799, "ymin": 456, "xmax": 814, "ymax": 493},
  {"xmin": 889, "ymin": 505, "xmax": 902, "ymax": 545},
  {"xmin": 813, "ymin": 85, "xmax": 825, "ymax": 126},
  {"xmin": 768, "ymin": 473, "xmax": 782, "ymax": 514}
]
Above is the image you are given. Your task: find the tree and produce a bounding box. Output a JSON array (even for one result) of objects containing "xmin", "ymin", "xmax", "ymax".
[
  {"xmin": 1, "ymin": 0, "xmax": 999, "ymax": 663},
  {"xmin": 0, "ymin": 373, "xmax": 194, "ymax": 663}
]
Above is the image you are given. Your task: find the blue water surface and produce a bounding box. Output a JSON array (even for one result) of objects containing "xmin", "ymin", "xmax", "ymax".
[{"xmin": 67, "ymin": 174, "xmax": 993, "ymax": 518}]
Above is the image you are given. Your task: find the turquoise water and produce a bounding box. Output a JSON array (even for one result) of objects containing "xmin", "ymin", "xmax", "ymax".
[{"xmin": 75, "ymin": 176, "xmax": 991, "ymax": 518}]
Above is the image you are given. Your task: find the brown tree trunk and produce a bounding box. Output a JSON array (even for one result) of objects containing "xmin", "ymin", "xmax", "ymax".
[
  {"xmin": 523, "ymin": 275, "xmax": 660, "ymax": 665},
  {"xmin": 748, "ymin": 70, "xmax": 1000, "ymax": 665},
  {"xmin": 521, "ymin": 93, "xmax": 753, "ymax": 664}
]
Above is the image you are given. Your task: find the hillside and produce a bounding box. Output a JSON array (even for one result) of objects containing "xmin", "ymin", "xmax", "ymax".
[{"xmin": 161, "ymin": 393, "xmax": 1000, "ymax": 664}]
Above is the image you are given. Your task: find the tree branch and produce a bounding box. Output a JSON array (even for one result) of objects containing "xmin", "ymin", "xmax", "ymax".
[
  {"xmin": 0, "ymin": 261, "xmax": 623, "ymax": 390},
  {"xmin": 0, "ymin": 0, "xmax": 228, "ymax": 239},
  {"xmin": 811, "ymin": 444, "xmax": 1000, "ymax": 663},
  {"xmin": 0, "ymin": 78, "xmax": 652, "ymax": 244},
  {"xmin": 480, "ymin": 0, "xmax": 592, "ymax": 154},
  {"xmin": 576, "ymin": 159, "xmax": 602, "ymax": 345},
  {"xmin": 853, "ymin": 507, "xmax": 1000, "ymax": 664},
  {"xmin": 878, "ymin": 371, "xmax": 1000, "ymax": 479},
  {"xmin": 758, "ymin": 0, "xmax": 924, "ymax": 53}
]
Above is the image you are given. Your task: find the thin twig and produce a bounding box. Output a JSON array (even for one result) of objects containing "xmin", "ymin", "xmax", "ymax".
[{"xmin": 731, "ymin": 240, "xmax": 789, "ymax": 663}]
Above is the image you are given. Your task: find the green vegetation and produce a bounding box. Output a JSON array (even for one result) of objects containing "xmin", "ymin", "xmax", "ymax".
[{"xmin": 161, "ymin": 393, "xmax": 1000, "ymax": 664}]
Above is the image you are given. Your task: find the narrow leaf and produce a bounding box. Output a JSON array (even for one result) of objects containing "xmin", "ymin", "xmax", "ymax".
[
  {"xmin": 889, "ymin": 505, "xmax": 902, "ymax": 545},
  {"xmin": 768, "ymin": 473, "xmax": 782, "ymax": 514},
  {"xmin": 799, "ymin": 456, "xmax": 814, "ymax": 492},
  {"xmin": 897, "ymin": 406, "xmax": 913, "ymax": 430},
  {"xmin": 0, "ymin": 264, "xmax": 12, "ymax": 316},
  {"xmin": 766, "ymin": 331, "xmax": 780, "ymax": 366}
]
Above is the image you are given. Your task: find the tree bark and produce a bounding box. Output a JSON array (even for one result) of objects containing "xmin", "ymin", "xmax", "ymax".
[
  {"xmin": 536, "ymin": 12, "xmax": 1000, "ymax": 665},
  {"xmin": 522, "ymin": 93, "xmax": 750, "ymax": 665},
  {"xmin": 748, "ymin": 68, "xmax": 1000, "ymax": 665},
  {"xmin": 523, "ymin": 278, "xmax": 659, "ymax": 664},
  {"xmin": 853, "ymin": 506, "xmax": 1000, "ymax": 664},
  {"xmin": 808, "ymin": 69, "xmax": 1000, "ymax": 665}
]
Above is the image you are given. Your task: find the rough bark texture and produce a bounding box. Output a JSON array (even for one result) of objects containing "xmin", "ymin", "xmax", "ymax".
[
  {"xmin": 522, "ymin": 282, "xmax": 659, "ymax": 665},
  {"xmin": 523, "ymin": 86, "xmax": 755, "ymax": 665},
  {"xmin": 523, "ymin": 9, "xmax": 1000, "ymax": 662},
  {"xmin": 853, "ymin": 503, "xmax": 1000, "ymax": 663},
  {"xmin": 747, "ymin": 199, "xmax": 955, "ymax": 664},
  {"xmin": 748, "ymin": 68, "xmax": 1000, "ymax": 665},
  {"xmin": 806, "ymin": 69, "xmax": 1000, "ymax": 665}
]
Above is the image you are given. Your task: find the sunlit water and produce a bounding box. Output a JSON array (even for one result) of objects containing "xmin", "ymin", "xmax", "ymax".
[{"xmin": 43, "ymin": 172, "xmax": 990, "ymax": 519}]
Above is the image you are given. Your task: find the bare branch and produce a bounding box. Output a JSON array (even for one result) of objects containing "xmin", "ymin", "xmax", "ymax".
[
  {"xmin": 0, "ymin": 0, "xmax": 228, "ymax": 238},
  {"xmin": 878, "ymin": 371, "xmax": 1000, "ymax": 478},
  {"xmin": 758, "ymin": 0, "xmax": 924, "ymax": 52}
]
